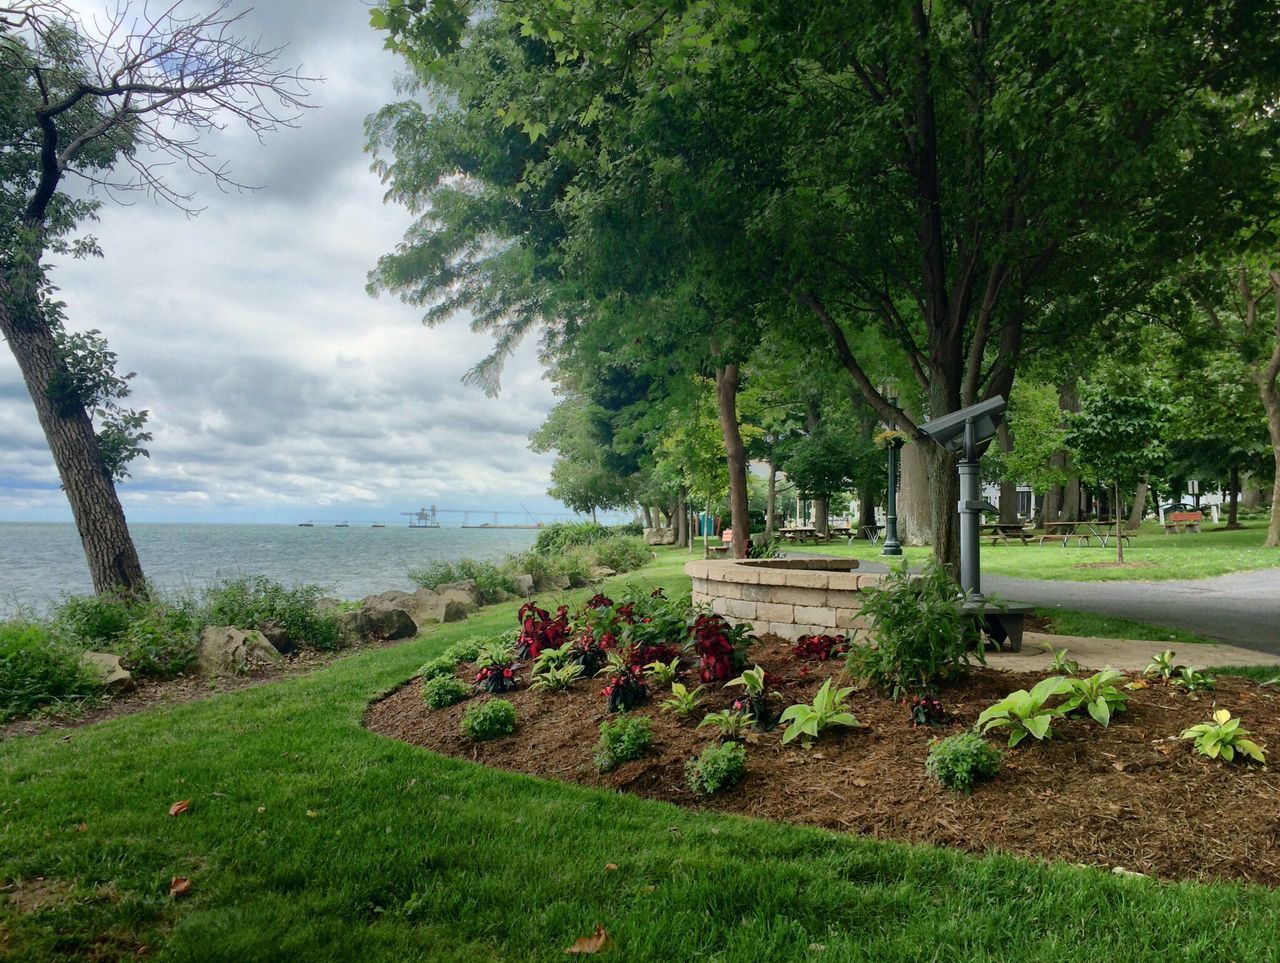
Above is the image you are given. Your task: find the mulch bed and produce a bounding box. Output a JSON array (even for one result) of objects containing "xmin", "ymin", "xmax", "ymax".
[{"xmin": 366, "ymin": 633, "xmax": 1280, "ymax": 887}]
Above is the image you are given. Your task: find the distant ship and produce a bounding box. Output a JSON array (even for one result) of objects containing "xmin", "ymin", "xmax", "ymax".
[
  {"xmin": 371, "ymin": 523, "xmax": 386, "ymax": 528},
  {"xmin": 335, "ymin": 522, "xmax": 349, "ymax": 528},
  {"xmin": 298, "ymin": 521, "xmax": 314, "ymax": 527}
]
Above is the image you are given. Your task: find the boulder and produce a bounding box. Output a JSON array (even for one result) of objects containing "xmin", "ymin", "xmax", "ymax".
[
  {"xmin": 411, "ymin": 592, "xmax": 470, "ymax": 624},
  {"xmin": 337, "ymin": 602, "xmax": 418, "ymax": 641},
  {"xmin": 435, "ymin": 579, "xmax": 479, "ymax": 602},
  {"xmin": 314, "ymin": 596, "xmax": 345, "ymax": 615},
  {"xmin": 644, "ymin": 527, "xmax": 677, "ymax": 546},
  {"xmin": 589, "ymin": 565, "xmax": 617, "ymax": 580},
  {"xmin": 197, "ymin": 626, "xmax": 284, "ymax": 675},
  {"xmin": 80, "ymin": 651, "xmax": 134, "ymax": 693},
  {"xmin": 436, "ymin": 588, "xmax": 478, "ymax": 615},
  {"xmin": 512, "ymin": 574, "xmax": 535, "ymax": 597},
  {"xmin": 256, "ymin": 619, "xmax": 296, "ymax": 655},
  {"xmin": 362, "ymin": 590, "xmax": 414, "ymax": 608}
]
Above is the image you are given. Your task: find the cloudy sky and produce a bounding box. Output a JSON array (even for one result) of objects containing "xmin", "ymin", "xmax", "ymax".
[{"xmin": 0, "ymin": 0, "xmax": 584, "ymax": 526}]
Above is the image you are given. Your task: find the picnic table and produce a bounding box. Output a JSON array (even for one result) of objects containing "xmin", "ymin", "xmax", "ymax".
[
  {"xmin": 777, "ymin": 526, "xmax": 843, "ymax": 544},
  {"xmin": 858, "ymin": 523, "xmax": 883, "ymax": 544},
  {"xmin": 1040, "ymin": 520, "xmax": 1130, "ymax": 548},
  {"xmin": 978, "ymin": 522, "xmax": 1032, "ymax": 545}
]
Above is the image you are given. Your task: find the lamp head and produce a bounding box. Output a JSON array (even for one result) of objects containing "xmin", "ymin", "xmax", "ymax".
[{"xmin": 918, "ymin": 396, "xmax": 1006, "ymax": 454}]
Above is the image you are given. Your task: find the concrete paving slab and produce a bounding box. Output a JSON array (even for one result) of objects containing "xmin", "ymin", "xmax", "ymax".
[{"xmin": 987, "ymin": 631, "xmax": 1280, "ymax": 673}]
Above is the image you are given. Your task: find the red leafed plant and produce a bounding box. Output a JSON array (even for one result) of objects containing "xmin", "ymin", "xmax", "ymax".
[
  {"xmin": 689, "ymin": 613, "xmax": 751, "ymax": 684},
  {"xmin": 601, "ymin": 661, "xmax": 648, "ymax": 713},
  {"xmin": 792, "ymin": 634, "xmax": 851, "ymax": 662},
  {"xmin": 475, "ymin": 663, "xmax": 518, "ymax": 693},
  {"xmin": 516, "ymin": 602, "xmax": 569, "ymax": 659}
]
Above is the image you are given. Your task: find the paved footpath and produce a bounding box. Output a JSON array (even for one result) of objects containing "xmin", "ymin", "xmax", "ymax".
[{"xmin": 850, "ymin": 560, "xmax": 1280, "ymax": 656}]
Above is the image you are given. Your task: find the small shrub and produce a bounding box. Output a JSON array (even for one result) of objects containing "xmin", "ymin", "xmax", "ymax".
[
  {"xmin": 418, "ymin": 655, "xmax": 458, "ymax": 681},
  {"xmin": 443, "ymin": 636, "xmax": 489, "ymax": 663},
  {"xmin": 409, "ymin": 559, "xmax": 516, "ymax": 605},
  {"xmin": 1171, "ymin": 667, "xmax": 1216, "ymax": 692},
  {"xmin": 593, "ymin": 715, "xmax": 653, "ymax": 772},
  {"xmin": 850, "ymin": 561, "xmax": 982, "ymax": 697},
  {"xmin": 686, "ymin": 742, "xmax": 747, "ymax": 795},
  {"xmin": 697, "ymin": 707, "xmax": 752, "ymax": 741},
  {"xmin": 53, "ymin": 592, "xmax": 135, "ymax": 644},
  {"xmin": 975, "ymin": 676, "xmax": 1072, "ymax": 747},
  {"xmin": 590, "ymin": 535, "xmax": 650, "ymax": 573},
  {"xmin": 925, "ymin": 732, "xmax": 1002, "ymax": 793},
  {"xmin": 422, "ymin": 675, "xmax": 469, "ymax": 709},
  {"xmin": 558, "ymin": 546, "xmax": 595, "ymax": 588},
  {"xmin": 0, "ymin": 621, "xmax": 103, "ymax": 721},
  {"xmin": 114, "ymin": 609, "xmax": 199, "ymax": 678},
  {"xmin": 203, "ymin": 576, "xmax": 341, "ymax": 650},
  {"xmin": 532, "ymin": 521, "xmax": 612, "ymax": 554},
  {"xmin": 660, "ymin": 682, "xmax": 703, "ymax": 716},
  {"xmin": 1181, "ymin": 709, "xmax": 1266, "ymax": 763},
  {"xmin": 905, "ymin": 694, "xmax": 951, "ymax": 728},
  {"xmin": 461, "ymin": 699, "xmax": 516, "ymax": 741},
  {"xmin": 779, "ymin": 678, "xmax": 862, "ymax": 746}
]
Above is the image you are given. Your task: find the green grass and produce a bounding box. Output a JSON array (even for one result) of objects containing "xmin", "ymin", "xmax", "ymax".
[
  {"xmin": 790, "ymin": 521, "xmax": 1280, "ymax": 582},
  {"xmin": 4, "ymin": 547, "xmax": 1280, "ymax": 960},
  {"xmin": 1206, "ymin": 665, "xmax": 1280, "ymax": 684},
  {"xmin": 1031, "ymin": 608, "xmax": 1219, "ymax": 645}
]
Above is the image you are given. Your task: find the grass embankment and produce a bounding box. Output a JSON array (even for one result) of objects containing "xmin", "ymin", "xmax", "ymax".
[
  {"xmin": 789, "ymin": 520, "xmax": 1278, "ymax": 582},
  {"xmin": 1031, "ymin": 609, "xmax": 1219, "ymax": 645},
  {"xmin": 4, "ymin": 549, "xmax": 1280, "ymax": 960}
]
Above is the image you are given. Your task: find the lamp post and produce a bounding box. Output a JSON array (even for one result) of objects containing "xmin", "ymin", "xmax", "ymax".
[{"xmin": 881, "ymin": 385, "xmax": 903, "ymax": 557}]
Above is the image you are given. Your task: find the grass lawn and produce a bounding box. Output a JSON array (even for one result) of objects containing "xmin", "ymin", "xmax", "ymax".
[
  {"xmin": 1030, "ymin": 608, "xmax": 1218, "ymax": 645},
  {"xmin": 4, "ymin": 549, "xmax": 1280, "ymax": 960},
  {"xmin": 787, "ymin": 520, "xmax": 1280, "ymax": 582}
]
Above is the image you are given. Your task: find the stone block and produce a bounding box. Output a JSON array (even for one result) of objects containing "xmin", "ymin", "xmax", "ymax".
[
  {"xmin": 794, "ymin": 605, "xmax": 837, "ymax": 627},
  {"xmin": 752, "ymin": 567, "xmax": 794, "ymax": 587},
  {"xmin": 741, "ymin": 583, "xmax": 779, "ymax": 603},
  {"xmin": 755, "ymin": 601, "xmax": 794, "ymax": 623},
  {"xmin": 684, "ymin": 562, "xmax": 711, "ymax": 580},
  {"xmin": 719, "ymin": 597, "xmax": 757, "ymax": 620},
  {"xmin": 770, "ymin": 586, "xmax": 830, "ymax": 608},
  {"xmin": 783, "ymin": 570, "xmax": 832, "ymax": 590}
]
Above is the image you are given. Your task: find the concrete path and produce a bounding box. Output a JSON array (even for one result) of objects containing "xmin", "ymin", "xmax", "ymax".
[
  {"xmin": 988, "ymin": 632, "xmax": 1280, "ymax": 674},
  {"xmin": 830, "ymin": 558, "xmax": 1280, "ymax": 655}
]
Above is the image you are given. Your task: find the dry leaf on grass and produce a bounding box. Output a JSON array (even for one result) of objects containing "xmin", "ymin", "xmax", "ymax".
[
  {"xmin": 564, "ymin": 923, "xmax": 611, "ymax": 955},
  {"xmin": 168, "ymin": 800, "xmax": 190, "ymax": 817},
  {"xmin": 603, "ymin": 863, "xmax": 618, "ymax": 871},
  {"xmin": 74, "ymin": 823, "xmax": 87, "ymax": 832},
  {"xmin": 169, "ymin": 877, "xmax": 191, "ymax": 898}
]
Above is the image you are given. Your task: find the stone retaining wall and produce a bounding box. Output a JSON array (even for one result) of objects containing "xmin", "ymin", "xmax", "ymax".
[{"xmin": 685, "ymin": 557, "xmax": 883, "ymax": 640}]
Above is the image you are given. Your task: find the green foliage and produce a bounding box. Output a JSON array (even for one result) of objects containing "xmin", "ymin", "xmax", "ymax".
[
  {"xmin": 1046, "ymin": 649, "xmax": 1081, "ymax": 675},
  {"xmin": 529, "ymin": 662, "xmax": 584, "ymax": 692},
  {"xmin": 778, "ymin": 679, "xmax": 862, "ymax": 747},
  {"xmin": 593, "ymin": 715, "xmax": 652, "ymax": 772},
  {"xmin": 476, "ymin": 640, "xmax": 517, "ymax": 669},
  {"xmin": 925, "ymin": 732, "xmax": 1003, "ymax": 794},
  {"xmin": 53, "ymin": 592, "xmax": 135, "ymax": 644},
  {"xmin": 461, "ymin": 699, "xmax": 516, "ymax": 741},
  {"xmin": 203, "ymin": 576, "xmax": 341, "ymax": 650},
  {"xmin": 418, "ymin": 655, "xmax": 459, "ymax": 681},
  {"xmin": 660, "ymin": 682, "xmax": 703, "ymax": 717},
  {"xmin": 0, "ymin": 620, "xmax": 103, "ymax": 721},
  {"xmin": 1171, "ymin": 667, "xmax": 1216, "ymax": 692},
  {"xmin": 1181, "ymin": 710, "xmax": 1266, "ymax": 764},
  {"xmin": 53, "ymin": 592, "xmax": 199, "ymax": 679},
  {"xmin": 685, "ymin": 742, "xmax": 747, "ymax": 795},
  {"xmin": 1059, "ymin": 670, "xmax": 1130, "ymax": 727},
  {"xmin": 443, "ymin": 636, "xmax": 489, "ymax": 663},
  {"xmin": 726, "ymin": 665, "xmax": 768, "ymax": 696},
  {"xmin": 644, "ymin": 657, "xmax": 680, "ymax": 687},
  {"xmin": 531, "ymin": 521, "xmax": 613, "ymax": 554},
  {"xmin": 996, "ymin": 381, "xmax": 1070, "ymax": 495},
  {"xmin": 590, "ymin": 535, "xmax": 651, "ymax": 574},
  {"xmin": 422, "ymin": 675, "xmax": 469, "ymax": 709},
  {"xmin": 408, "ymin": 559, "xmax": 515, "ymax": 604},
  {"xmin": 851, "ymin": 562, "xmax": 982, "ymax": 697},
  {"xmin": 531, "ymin": 644, "xmax": 574, "ymax": 675},
  {"xmin": 976, "ymin": 677, "xmax": 1074, "ymax": 748},
  {"xmin": 696, "ymin": 707, "xmax": 752, "ymax": 741},
  {"xmin": 1144, "ymin": 650, "xmax": 1181, "ymax": 679}
]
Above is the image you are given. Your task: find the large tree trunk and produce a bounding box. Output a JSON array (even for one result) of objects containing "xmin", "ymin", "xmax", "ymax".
[
  {"xmin": 765, "ymin": 462, "xmax": 776, "ymax": 540},
  {"xmin": 1259, "ymin": 271, "xmax": 1280, "ymax": 548},
  {"xmin": 675, "ymin": 486, "xmax": 688, "ymax": 547},
  {"xmin": 0, "ymin": 241, "xmax": 146, "ymax": 596},
  {"xmin": 996, "ymin": 422, "xmax": 1019, "ymax": 524},
  {"xmin": 1242, "ymin": 473, "xmax": 1262, "ymax": 510},
  {"xmin": 898, "ymin": 438, "xmax": 933, "ymax": 545},
  {"xmin": 715, "ymin": 364, "xmax": 750, "ymax": 559},
  {"xmin": 1127, "ymin": 480, "xmax": 1148, "ymax": 531},
  {"xmin": 1227, "ymin": 467, "xmax": 1241, "ymax": 529},
  {"xmin": 925, "ymin": 444, "xmax": 960, "ymax": 573},
  {"xmin": 640, "ymin": 505, "xmax": 653, "ymax": 528}
]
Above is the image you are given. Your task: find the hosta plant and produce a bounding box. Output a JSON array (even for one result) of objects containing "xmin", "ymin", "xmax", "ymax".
[
  {"xmin": 975, "ymin": 676, "xmax": 1073, "ymax": 747},
  {"xmin": 697, "ymin": 707, "xmax": 752, "ymax": 741},
  {"xmin": 531, "ymin": 643, "xmax": 574, "ymax": 675},
  {"xmin": 529, "ymin": 662, "xmax": 584, "ymax": 692},
  {"xmin": 1046, "ymin": 648, "xmax": 1081, "ymax": 675},
  {"xmin": 725, "ymin": 665, "xmax": 779, "ymax": 729},
  {"xmin": 660, "ymin": 682, "xmax": 703, "ymax": 717},
  {"xmin": 1059, "ymin": 669, "xmax": 1130, "ymax": 727},
  {"xmin": 1171, "ymin": 667, "xmax": 1216, "ymax": 692},
  {"xmin": 644, "ymin": 657, "xmax": 681, "ymax": 687},
  {"xmin": 1143, "ymin": 649, "xmax": 1181, "ymax": 680},
  {"xmin": 1181, "ymin": 709, "xmax": 1266, "ymax": 764},
  {"xmin": 778, "ymin": 679, "xmax": 862, "ymax": 747}
]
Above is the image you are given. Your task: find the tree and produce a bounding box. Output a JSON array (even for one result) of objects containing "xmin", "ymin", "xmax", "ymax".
[
  {"xmin": 0, "ymin": 2, "xmax": 310, "ymax": 594},
  {"xmin": 1068, "ymin": 376, "xmax": 1170, "ymax": 563}
]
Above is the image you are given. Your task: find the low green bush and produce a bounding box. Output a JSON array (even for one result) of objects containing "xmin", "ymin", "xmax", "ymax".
[
  {"xmin": 0, "ymin": 621, "xmax": 103, "ymax": 721},
  {"xmin": 203, "ymin": 576, "xmax": 341, "ymax": 650},
  {"xmin": 53, "ymin": 592, "xmax": 136, "ymax": 644},
  {"xmin": 590, "ymin": 535, "xmax": 651, "ymax": 574},
  {"xmin": 532, "ymin": 521, "xmax": 612, "ymax": 554},
  {"xmin": 558, "ymin": 547, "xmax": 594, "ymax": 588},
  {"xmin": 54, "ymin": 593, "xmax": 200, "ymax": 679},
  {"xmin": 114, "ymin": 609, "xmax": 199, "ymax": 678},
  {"xmin": 925, "ymin": 731, "xmax": 1002, "ymax": 793},
  {"xmin": 593, "ymin": 715, "xmax": 653, "ymax": 772},
  {"xmin": 422, "ymin": 675, "xmax": 469, "ymax": 709},
  {"xmin": 418, "ymin": 655, "xmax": 459, "ymax": 681},
  {"xmin": 443, "ymin": 636, "xmax": 489, "ymax": 663},
  {"xmin": 461, "ymin": 699, "xmax": 516, "ymax": 741},
  {"xmin": 409, "ymin": 559, "xmax": 516, "ymax": 605},
  {"xmin": 686, "ymin": 742, "xmax": 747, "ymax": 795}
]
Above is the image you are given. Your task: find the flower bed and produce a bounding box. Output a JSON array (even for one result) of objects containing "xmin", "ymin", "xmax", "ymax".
[{"xmin": 365, "ymin": 592, "xmax": 1280, "ymax": 886}]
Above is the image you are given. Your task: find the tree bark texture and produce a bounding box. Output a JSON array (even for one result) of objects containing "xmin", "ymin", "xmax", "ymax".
[
  {"xmin": 640, "ymin": 505, "xmax": 652, "ymax": 528},
  {"xmin": 996, "ymin": 422, "xmax": 1019, "ymax": 524},
  {"xmin": 765, "ymin": 463, "xmax": 776, "ymax": 540},
  {"xmin": 1127, "ymin": 480, "xmax": 1148, "ymax": 531},
  {"xmin": 1227, "ymin": 466, "xmax": 1240, "ymax": 529},
  {"xmin": 675, "ymin": 486, "xmax": 688, "ymax": 547},
  {"xmin": 715, "ymin": 364, "xmax": 750, "ymax": 559},
  {"xmin": 0, "ymin": 238, "xmax": 146, "ymax": 595},
  {"xmin": 898, "ymin": 438, "xmax": 934, "ymax": 546}
]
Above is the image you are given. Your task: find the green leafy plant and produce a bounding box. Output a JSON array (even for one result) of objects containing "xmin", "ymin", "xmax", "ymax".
[
  {"xmin": 409, "ymin": 558, "xmax": 517, "ymax": 604},
  {"xmin": 686, "ymin": 742, "xmax": 747, "ymax": 795},
  {"xmin": 1059, "ymin": 669, "xmax": 1130, "ymax": 727},
  {"xmin": 419, "ymin": 655, "xmax": 459, "ymax": 681},
  {"xmin": 644, "ymin": 657, "xmax": 681, "ymax": 687},
  {"xmin": 0, "ymin": 621, "xmax": 104, "ymax": 721},
  {"xmin": 1171, "ymin": 667, "xmax": 1216, "ymax": 692},
  {"xmin": 660, "ymin": 682, "xmax": 703, "ymax": 716},
  {"xmin": 443, "ymin": 636, "xmax": 490, "ymax": 663},
  {"xmin": 850, "ymin": 561, "xmax": 983, "ymax": 697},
  {"xmin": 529, "ymin": 662, "xmax": 584, "ymax": 691},
  {"xmin": 203, "ymin": 576, "xmax": 341, "ymax": 650},
  {"xmin": 725, "ymin": 664, "xmax": 778, "ymax": 728},
  {"xmin": 1181, "ymin": 709, "xmax": 1266, "ymax": 763},
  {"xmin": 593, "ymin": 715, "xmax": 652, "ymax": 772},
  {"xmin": 422, "ymin": 675, "xmax": 469, "ymax": 709},
  {"xmin": 461, "ymin": 699, "xmax": 516, "ymax": 741},
  {"xmin": 1144, "ymin": 649, "xmax": 1181, "ymax": 679},
  {"xmin": 697, "ymin": 707, "xmax": 752, "ymax": 741},
  {"xmin": 925, "ymin": 731, "xmax": 1002, "ymax": 793},
  {"xmin": 975, "ymin": 676, "xmax": 1073, "ymax": 747},
  {"xmin": 778, "ymin": 679, "xmax": 862, "ymax": 746},
  {"xmin": 1046, "ymin": 648, "xmax": 1080, "ymax": 675},
  {"xmin": 589, "ymin": 535, "xmax": 651, "ymax": 573},
  {"xmin": 476, "ymin": 640, "xmax": 517, "ymax": 668},
  {"xmin": 531, "ymin": 643, "xmax": 574, "ymax": 675}
]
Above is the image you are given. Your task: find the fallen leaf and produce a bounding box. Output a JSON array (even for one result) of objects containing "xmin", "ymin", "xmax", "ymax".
[
  {"xmin": 256, "ymin": 806, "xmax": 265, "ymax": 814},
  {"xmin": 1111, "ymin": 761, "xmax": 1129, "ymax": 772},
  {"xmin": 604, "ymin": 863, "xmax": 618, "ymax": 872},
  {"xmin": 1126, "ymin": 679, "xmax": 1149, "ymax": 690},
  {"xmin": 564, "ymin": 923, "xmax": 611, "ymax": 955},
  {"xmin": 169, "ymin": 877, "xmax": 192, "ymax": 898},
  {"xmin": 168, "ymin": 800, "xmax": 190, "ymax": 817},
  {"xmin": 306, "ymin": 810, "xmax": 317, "ymax": 818},
  {"xmin": 642, "ymin": 885, "xmax": 656, "ymax": 893}
]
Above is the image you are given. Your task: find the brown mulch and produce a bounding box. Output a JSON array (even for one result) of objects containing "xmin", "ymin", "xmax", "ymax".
[
  {"xmin": 365, "ymin": 633, "xmax": 1280, "ymax": 887},
  {"xmin": 0, "ymin": 635, "xmax": 412, "ymax": 742}
]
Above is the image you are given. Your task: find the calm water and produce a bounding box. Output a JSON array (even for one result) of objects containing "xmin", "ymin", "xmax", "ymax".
[{"xmin": 0, "ymin": 522, "xmax": 539, "ymax": 615}]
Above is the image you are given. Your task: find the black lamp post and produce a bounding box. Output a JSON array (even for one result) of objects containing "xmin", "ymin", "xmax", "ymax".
[{"xmin": 881, "ymin": 385, "xmax": 903, "ymax": 557}]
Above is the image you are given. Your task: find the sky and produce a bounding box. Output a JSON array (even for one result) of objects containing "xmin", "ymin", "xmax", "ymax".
[{"xmin": 0, "ymin": 0, "xmax": 591, "ymax": 526}]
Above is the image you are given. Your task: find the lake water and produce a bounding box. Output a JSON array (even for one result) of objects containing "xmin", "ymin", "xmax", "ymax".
[{"xmin": 0, "ymin": 522, "xmax": 539, "ymax": 615}]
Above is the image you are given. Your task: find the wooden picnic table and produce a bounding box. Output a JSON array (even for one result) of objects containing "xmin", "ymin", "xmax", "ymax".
[
  {"xmin": 978, "ymin": 523, "xmax": 1032, "ymax": 545},
  {"xmin": 1040, "ymin": 520, "xmax": 1130, "ymax": 548}
]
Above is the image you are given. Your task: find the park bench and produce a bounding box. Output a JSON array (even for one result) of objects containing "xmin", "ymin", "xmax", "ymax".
[
  {"xmin": 1164, "ymin": 511, "xmax": 1203, "ymax": 534},
  {"xmin": 706, "ymin": 529, "xmax": 733, "ymax": 558}
]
